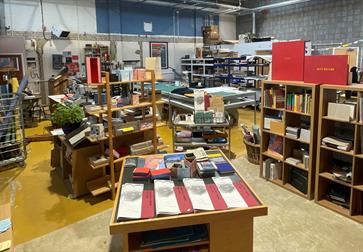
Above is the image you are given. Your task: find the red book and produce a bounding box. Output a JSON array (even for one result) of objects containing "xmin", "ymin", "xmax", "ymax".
[
  {"xmin": 133, "ymin": 167, "xmax": 150, "ymax": 176},
  {"xmin": 174, "ymin": 186, "xmax": 194, "ymax": 214},
  {"xmin": 233, "ymin": 181, "xmax": 260, "ymax": 207},
  {"xmin": 205, "ymin": 184, "xmax": 228, "ymax": 210},
  {"xmin": 304, "ymin": 55, "xmax": 349, "ymax": 85},
  {"xmin": 141, "ymin": 190, "xmax": 155, "ymax": 219},
  {"xmin": 272, "ymin": 40, "xmax": 305, "ymax": 81},
  {"xmin": 150, "ymin": 168, "xmax": 171, "ymax": 178},
  {"xmin": 204, "ymin": 94, "xmax": 210, "ymax": 111},
  {"xmin": 86, "ymin": 57, "xmax": 101, "ymax": 84}
]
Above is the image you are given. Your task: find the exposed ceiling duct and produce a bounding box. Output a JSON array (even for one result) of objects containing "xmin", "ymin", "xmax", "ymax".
[{"xmin": 238, "ymin": 0, "xmax": 313, "ymax": 15}]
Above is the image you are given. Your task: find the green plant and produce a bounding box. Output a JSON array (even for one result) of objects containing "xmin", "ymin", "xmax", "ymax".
[{"xmin": 50, "ymin": 104, "xmax": 85, "ymax": 126}]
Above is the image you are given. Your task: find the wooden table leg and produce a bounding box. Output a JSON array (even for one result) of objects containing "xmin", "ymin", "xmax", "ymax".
[
  {"xmin": 122, "ymin": 233, "xmax": 129, "ymax": 252},
  {"xmin": 209, "ymin": 217, "xmax": 253, "ymax": 252}
]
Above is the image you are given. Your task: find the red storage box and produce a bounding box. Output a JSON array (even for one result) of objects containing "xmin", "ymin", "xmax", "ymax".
[
  {"xmin": 86, "ymin": 57, "xmax": 101, "ymax": 84},
  {"xmin": 272, "ymin": 40, "xmax": 305, "ymax": 81},
  {"xmin": 304, "ymin": 55, "xmax": 349, "ymax": 85}
]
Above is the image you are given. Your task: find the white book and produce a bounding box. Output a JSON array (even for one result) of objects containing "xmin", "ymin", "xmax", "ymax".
[
  {"xmin": 154, "ymin": 180, "xmax": 180, "ymax": 215},
  {"xmin": 327, "ymin": 102, "xmax": 355, "ymax": 122},
  {"xmin": 183, "ymin": 178, "xmax": 214, "ymax": 211},
  {"xmin": 116, "ymin": 183, "xmax": 144, "ymax": 220},
  {"xmin": 212, "ymin": 177, "xmax": 247, "ymax": 208},
  {"xmin": 270, "ymin": 162, "xmax": 282, "ymax": 180},
  {"xmin": 194, "ymin": 89, "xmax": 205, "ymax": 111},
  {"xmin": 299, "ymin": 128, "xmax": 310, "ymax": 142}
]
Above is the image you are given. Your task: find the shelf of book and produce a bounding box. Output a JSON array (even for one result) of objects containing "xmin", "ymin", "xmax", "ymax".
[
  {"xmin": 128, "ymin": 232, "xmax": 209, "ymax": 252},
  {"xmin": 285, "ymin": 110, "xmax": 311, "ymax": 117},
  {"xmin": 261, "ymin": 80, "xmax": 319, "ymax": 200},
  {"xmin": 262, "ymin": 151, "xmax": 283, "ymax": 162},
  {"xmin": 320, "ymin": 145, "xmax": 355, "ymax": 156},
  {"xmin": 284, "ymin": 135, "xmax": 310, "ymax": 145},
  {"xmin": 319, "ymin": 172, "xmax": 352, "ymax": 188},
  {"xmin": 84, "ymin": 70, "xmax": 158, "ymax": 200},
  {"xmin": 284, "ymin": 160, "xmax": 308, "ymax": 172},
  {"xmin": 315, "ymin": 84, "xmax": 363, "ymax": 224}
]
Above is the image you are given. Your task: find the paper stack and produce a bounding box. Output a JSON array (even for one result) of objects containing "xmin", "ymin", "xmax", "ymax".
[
  {"xmin": 286, "ymin": 126, "xmax": 300, "ymax": 139},
  {"xmin": 154, "ymin": 180, "xmax": 180, "ymax": 216},
  {"xmin": 322, "ymin": 136, "xmax": 353, "ymax": 151}
]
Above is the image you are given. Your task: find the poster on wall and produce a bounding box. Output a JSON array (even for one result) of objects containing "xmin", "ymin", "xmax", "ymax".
[{"xmin": 149, "ymin": 42, "xmax": 168, "ymax": 69}]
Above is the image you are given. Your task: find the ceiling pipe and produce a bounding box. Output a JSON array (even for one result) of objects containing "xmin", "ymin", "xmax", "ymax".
[
  {"xmin": 239, "ymin": 0, "xmax": 313, "ymax": 16},
  {"xmin": 188, "ymin": 0, "xmax": 250, "ymax": 11}
]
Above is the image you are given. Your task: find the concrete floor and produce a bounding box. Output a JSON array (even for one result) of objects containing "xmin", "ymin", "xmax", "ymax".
[
  {"xmin": 0, "ymin": 108, "xmax": 258, "ymax": 245},
  {"xmin": 14, "ymin": 156, "xmax": 363, "ymax": 252}
]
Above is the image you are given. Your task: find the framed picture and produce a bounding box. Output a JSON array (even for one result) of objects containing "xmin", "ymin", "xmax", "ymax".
[
  {"xmin": 149, "ymin": 42, "xmax": 168, "ymax": 69},
  {"xmin": 0, "ymin": 55, "xmax": 20, "ymax": 71}
]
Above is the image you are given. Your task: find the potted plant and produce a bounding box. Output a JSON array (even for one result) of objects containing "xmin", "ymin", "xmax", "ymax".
[{"xmin": 51, "ymin": 104, "xmax": 85, "ymax": 134}]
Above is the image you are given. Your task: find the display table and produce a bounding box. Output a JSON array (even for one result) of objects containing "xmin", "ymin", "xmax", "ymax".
[{"xmin": 109, "ymin": 150, "xmax": 267, "ymax": 252}]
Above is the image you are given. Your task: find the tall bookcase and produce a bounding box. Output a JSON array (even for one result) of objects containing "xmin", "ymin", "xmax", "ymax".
[
  {"xmin": 315, "ymin": 84, "xmax": 363, "ymax": 224},
  {"xmin": 260, "ymin": 80, "xmax": 319, "ymax": 200},
  {"xmin": 85, "ymin": 70, "xmax": 158, "ymax": 199}
]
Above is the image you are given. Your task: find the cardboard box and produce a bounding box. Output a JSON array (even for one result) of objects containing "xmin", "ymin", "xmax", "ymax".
[
  {"xmin": 272, "ymin": 40, "xmax": 305, "ymax": 81},
  {"xmin": 270, "ymin": 120, "xmax": 284, "ymax": 135},
  {"xmin": 304, "ymin": 55, "xmax": 349, "ymax": 85}
]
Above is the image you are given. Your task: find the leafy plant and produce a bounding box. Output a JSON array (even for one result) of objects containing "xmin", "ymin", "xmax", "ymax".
[{"xmin": 50, "ymin": 104, "xmax": 85, "ymax": 126}]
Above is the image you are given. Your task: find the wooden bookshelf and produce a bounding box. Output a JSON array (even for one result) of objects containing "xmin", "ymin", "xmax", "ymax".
[
  {"xmin": 315, "ymin": 84, "xmax": 363, "ymax": 224},
  {"xmin": 260, "ymin": 80, "xmax": 319, "ymax": 200},
  {"xmin": 85, "ymin": 70, "xmax": 158, "ymax": 199}
]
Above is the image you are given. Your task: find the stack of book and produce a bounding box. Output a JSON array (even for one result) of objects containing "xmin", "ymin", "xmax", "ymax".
[
  {"xmin": 264, "ymin": 88, "xmax": 285, "ymax": 109},
  {"xmin": 286, "ymin": 92, "xmax": 312, "ymax": 114},
  {"xmin": 322, "ymin": 136, "xmax": 353, "ymax": 151},
  {"xmin": 174, "ymin": 130, "xmax": 192, "ymax": 143},
  {"xmin": 88, "ymin": 155, "xmax": 109, "ymax": 167},
  {"xmin": 332, "ymin": 159, "xmax": 352, "ymax": 183},
  {"xmin": 196, "ymin": 161, "xmax": 216, "ymax": 178},
  {"xmin": 140, "ymin": 225, "xmax": 208, "ymax": 249},
  {"xmin": 286, "ymin": 126, "xmax": 300, "ymax": 139},
  {"xmin": 133, "ymin": 167, "xmax": 150, "ymax": 181},
  {"xmin": 209, "ymin": 155, "xmax": 234, "ymax": 175},
  {"xmin": 150, "ymin": 169, "xmax": 171, "ymax": 180},
  {"xmin": 328, "ymin": 184, "xmax": 350, "ymax": 209}
]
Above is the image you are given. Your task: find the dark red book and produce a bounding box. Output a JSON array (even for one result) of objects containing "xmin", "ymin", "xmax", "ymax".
[
  {"xmin": 204, "ymin": 94, "xmax": 210, "ymax": 111},
  {"xmin": 141, "ymin": 190, "xmax": 155, "ymax": 219},
  {"xmin": 86, "ymin": 57, "xmax": 101, "ymax": 84},
  {"xmin": 233, "ymin": 181, "xmax": 260, "ymax": 207},
  {"xmin": 272, "ymin": 40, "xmax": 305, "ymax": 81},
  {"xmin": 133, "ymin": 167, "xmax": 150, "ymax": 176},
  {"xmin": 206, "ymin": 184, "xmax": 228, "ymax": 210},
  {"xmin": 304, "ymin": 55, "xmax": 349, "ymax": 85},
  {"xmin": 174, "ymin": 186, "xmax": 194, "ymax": 214}
]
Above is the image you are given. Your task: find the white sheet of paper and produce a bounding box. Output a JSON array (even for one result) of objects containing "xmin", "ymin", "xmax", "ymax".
[
  {"xmin": 183, "ymin": 178, "xmax": 214, "ymax": 211},
  {"xmin": 50, "ymin": 128, "xmax": 65, "ymax": 136},
  {"xmin": 144, "ymin": 22, "xmax": 152, "ymax": 32},
  {"xmin": 212, "ymin": 177, "xmax": 247, "ymax": 208},
  {"xmin": 154, "ymin": 180, "xmax": 180, "ymax": 215},
  {"xmin": 116, "ymin": 183, "xmax": 144, "ymax": 220}
]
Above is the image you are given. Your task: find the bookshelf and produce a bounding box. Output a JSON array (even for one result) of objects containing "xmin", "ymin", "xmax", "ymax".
[
  {"xmin": 86, "ymin": 71, "xmax": 158, "ymax": 199},
  {"xmin": 260, "ymin": 80, "xmax": 319, "ymax": 200},
  {"xmin": 315, "ymin": 84, "xmax": 363, "ymax": 224}
]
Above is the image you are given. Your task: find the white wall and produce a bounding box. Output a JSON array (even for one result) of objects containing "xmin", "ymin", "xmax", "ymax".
[
  {"xmin": 4, "ymin": 0, "xmax": 97, "ymax": 34},
  {"xmin": 219, "ymin": 15, "xmax": 236, "ymax": 40}
]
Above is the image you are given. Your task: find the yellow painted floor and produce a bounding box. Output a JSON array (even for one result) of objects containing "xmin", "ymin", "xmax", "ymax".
[{"xmin": 0, "ymin": 108, "xmax": 259, "ymax": 245}]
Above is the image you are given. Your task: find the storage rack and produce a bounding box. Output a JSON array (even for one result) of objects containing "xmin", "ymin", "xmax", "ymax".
[
  {"xmin": 171, "ymin": 113, "xmax": 232, "ymax": 158},
  {"xmin": 315, "ymin": 84, "xmax": 363, "ymax": 224},
  {"xmin": 214, "ymin": 57, "xmax": 270, "ymax": 88},
  {"xmin": 180, "ymin": 58, "xmax": 214, "ymax": 83},
  {"xmin": 260, "ymin": 80, "xmax": 319, "ymax": 200},
  {"xmin": 85, "ymin": 70, "xmax": 158, "ymax": 199},
  {"xmin": 0, "ymin": 93, "xmax": 26, "ymax": 167}
]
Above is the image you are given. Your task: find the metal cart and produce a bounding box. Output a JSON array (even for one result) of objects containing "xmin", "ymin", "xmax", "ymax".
[{"xmin": 0, "ymin": 93, "xmax": 26, "ymax": 167}]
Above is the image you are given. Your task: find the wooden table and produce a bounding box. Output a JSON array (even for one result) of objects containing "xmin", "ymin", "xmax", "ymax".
[{"xmin": 109, "ymin": 151, "xmax": 268, "ymax": 252}]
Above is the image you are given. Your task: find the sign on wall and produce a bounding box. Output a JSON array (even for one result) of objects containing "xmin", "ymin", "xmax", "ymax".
[{"xmin": 149, "ymin": 42, "xmax": 168, "ymax": 69}]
